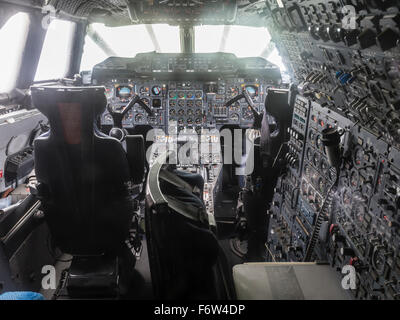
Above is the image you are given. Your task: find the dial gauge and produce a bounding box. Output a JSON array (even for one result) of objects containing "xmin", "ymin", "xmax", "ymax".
[
  {"xmin": 116, "ymin": 85, "xmax": 133, "ymax": 101},
  {"xmin": 230, "ymin": 113, "xmax": 239, "ymax": 122},
  {"xmin": 244, "ymin": 85, "xmax": 258, "ymax": 97},
  {"xmin": 152, "ymin": 86, "xmax": 162, "ymax": 96},
  {"xmin": 135, "ymin": 114, "xmax": 144, "ymax": 123}
]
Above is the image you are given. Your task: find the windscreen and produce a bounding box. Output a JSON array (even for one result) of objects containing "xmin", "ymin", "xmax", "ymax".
[
  {"xmin": 80, "ymin": 23, "xmax": 180, "ymax": 71},
  {"xmin": 195, "ymin": 25, "xmax": 285, "ymax": 72},
  {"xmin": 80, "ymin": 23, "xmax": 286, "ymax": 74}
]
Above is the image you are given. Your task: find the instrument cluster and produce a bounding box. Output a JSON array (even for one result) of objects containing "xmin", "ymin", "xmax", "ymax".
[{"xmin": 101, "ymin": 79, "xmax": 271, "ymax": 134}]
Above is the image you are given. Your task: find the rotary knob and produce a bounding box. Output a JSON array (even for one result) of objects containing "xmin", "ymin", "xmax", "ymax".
[
  {"xmin": 357, "ymin": 28, "xmax": 377, "ymax": 49},
  {"xmin": 377, "ymin": 28, "xmax": 399, "ymax": 51}
]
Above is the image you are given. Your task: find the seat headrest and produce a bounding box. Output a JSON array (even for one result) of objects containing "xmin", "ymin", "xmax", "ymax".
[
  {"xmin": 31, "ymin": 85, "xmax": 107, "ymax": 145},
  {"xmin": 31, "ymin": 85, "xmax": 106, "ymax": 118}
]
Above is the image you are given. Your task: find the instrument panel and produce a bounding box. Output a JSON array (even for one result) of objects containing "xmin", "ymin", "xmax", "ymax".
[{"xmin": 101, "ymin": 79, "xmax": 274, "ymax": 133}]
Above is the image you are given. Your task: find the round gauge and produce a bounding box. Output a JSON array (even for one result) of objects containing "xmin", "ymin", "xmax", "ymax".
[
  {"xmin": 245, "ymin": 85, "xmax": 258, "ymax": 97},
  {"xmin": 309, "ymin": 130, "xmax": 315, "ymax": 141},
  {"xmin": 195, "ymin": 91, "xmax": 203, "ymax": 99},
  {"xmin": 152, "ymin": 86, "xmax": 162, "ymax": 96},
  {"xmin": 140, "ymin": 87, "xmax": 150, "ymax": 95},
  {"xmin": 169, "ymin": 100, "xmax": 176, "ymax": 108},
  {"xmin": 301, "ymin": 180, "xmax": 308, "ymax": 196},
  {"xmin": 243, "ymin": 107, "xmax": 254, "ymax": 120},
  {"xmin": 178, "ymin": 109, "xmax": 185, "ymax": 115},
  {"xmin": 169, "ymin": 109, "xmax": 176, "ymax": 116},
  {"xmin": 313, "ymin": 152, "xmax": 320, "ymax": 167},
  {"xmin": 306, "ymin": 147, "xmax": 313, "ymax": 160},
  {"xmin": 169, "ymin": 91, "xmax": 177, "ymax": 99},
  {"xmin": 318, "ymin": 178, "xmax": 325, "ymax": 194},
  {"xmin": 354, "ymin": 147, "xmax": 363, "ymax": 167},
  {"xmin": 186, "ymin": 91, "xmax": 194, "ymax": 99},
  {"xmin": 315, "ymin": 135, "xmax": 322, "ymax": 150},
  {"xmin": 178, "ymin": 118, "xmax": 184, "ymax": 124},
  {"xmin": 320, "ymin": 158, "xmax": 329, "ymax": 174},
  {"xmin": 307, "ymin": 187, "xmax": 315, "ymax": 203},
  {"xmin": 195, "ymin": 109, "xmax": 202, "ymax": 116},
  {"xmin": 135, "ymin": 114, "xmax": 144, "ymax": 123},
  {"xmin": 350, "ymin": 170, "xmax": 359, "ymax": 188},
  {"xmin": 187, "ymin": 100, "xmax": 194, "ymax": 108},
  {"xmin": 372, "ymin": 245, "xmax": 386, "ymax": 275},
  {"xmin": 328, "ymin": 167, "xmax": 337, "ymax": 181},
  {"xmin": 195, "ymin": 100, "xmax": 202, "ymax": 107},
  {"xmin": 178, "ymin": 91, "xmax": 185, "ymax": 99},
  {"xmin": 230, "ymin": 102, "xmax": 240, "ymax": 112},
  {"xmin": 142, "ymin": 98, "xmax": 150, "ymax": 106},
  {"xmin": 311, "ymin": 171, "xmax": 319, "ymax": 186},
  {"xmin": 195, "ymin": 118, "xmax": 202, "ymax": 125},
  {"xmin": 342, "ymin": 189, "xmax": 351, "ymax": 206},
  {"xmin": 187, "ymin": 109, "xmax": 193, "ymax": 116},
  {"xmin": 230, "ymin": 113, "xmax": 239, "ymax": 122},
  {"xmin": 314, "ymin": 194, "xmax": 322, "ymax": 210},
  {"xmin": 178, "ymin": 100, "xmax": 185, "ymax": 107},
  {"xmin": 187, "ymin": 118, "xmax": 193, "ymax": 125},
  {"xmin": 116, "ymin": 86, "xmax": 132, "ymax": 100},
  {"xmin": 229, "ymin": 86, "xmax": 239, "ymax": 97}
]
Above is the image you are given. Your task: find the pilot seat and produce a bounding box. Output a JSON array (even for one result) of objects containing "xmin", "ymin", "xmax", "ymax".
[{"xmin": 30, "ymin": 85, "xmax": 146, "ymax": 298}]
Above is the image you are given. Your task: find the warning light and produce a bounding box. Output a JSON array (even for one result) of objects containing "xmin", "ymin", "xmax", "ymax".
[{"xmin": 0, "ymin": 170, "xmax": 3, "ymax": 178}]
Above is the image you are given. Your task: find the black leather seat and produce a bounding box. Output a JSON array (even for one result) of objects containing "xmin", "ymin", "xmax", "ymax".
[
  {"xmin": 30, "ymin": 85, "xmax": 145, "ymax": 297},
  {"xmin": 146, "ymin": 152, "xmax": 220, "ymax": 299}
]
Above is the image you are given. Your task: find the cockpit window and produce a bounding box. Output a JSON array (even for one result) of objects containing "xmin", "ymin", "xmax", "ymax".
[
  {"xmin": 0, "ymin": 12, "xmax": 30, "ymax": 93},
  {"xmin": 34, "ymin": 19, "xmax": 76, "ymax": 81},
  {"xmin": 195, "ymin": 25, "xmax": 286, "ymax": 72},
  {"xmin": 195, "ymin": 25, "xmax": 270, "ymax": 57},
  {"xmin": 80, "ymin": 23, "xmax": 180, "ymax": 71}
]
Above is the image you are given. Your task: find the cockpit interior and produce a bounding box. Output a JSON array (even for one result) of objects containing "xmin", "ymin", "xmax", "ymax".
[{"xmin": 0, "ymin": 0, "xmax": 400, "ymax": 302}]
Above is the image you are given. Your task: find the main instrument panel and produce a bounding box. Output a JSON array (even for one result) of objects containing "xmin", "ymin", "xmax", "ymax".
[
  {"xmin": 90, "ymin": 53, "xmax": 282, "ymax": 133},
  {"xmin": 101, "ymin": 79, "xmax": 276, "ymax": 133}
]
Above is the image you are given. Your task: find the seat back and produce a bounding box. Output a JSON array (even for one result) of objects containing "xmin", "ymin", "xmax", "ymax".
[
  {"xmin": 145, "ymin": 152, "xmax": 219, "ymax": 299},
  {"xmin": 260, "ymin": 88, "xmax": 292, "ymax": 164},
  {"xmin": 31, "ymin": 85, "xmax": 135, "ymax": 255}
]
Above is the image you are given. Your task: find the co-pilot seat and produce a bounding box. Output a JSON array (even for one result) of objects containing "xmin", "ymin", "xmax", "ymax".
[
  {"xmin": 30, "ymin": 85, "xmax": 146, "ymax": 298},
  {"xmin": 145, "ymin": 152, "xmax": 222, "ymax": 300}
]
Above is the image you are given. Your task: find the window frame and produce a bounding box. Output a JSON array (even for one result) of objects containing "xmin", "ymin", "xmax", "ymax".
[
  {"xmin": 0, "ymin": 11, "xmax": 31, "ymax": 93},
  {"xmin": 0, "ymin": 4, "xmax": 86, "ymax": 93},
  {"xmin": 34, "ymin": 18, "xmax": 81, "ymax": 82}
]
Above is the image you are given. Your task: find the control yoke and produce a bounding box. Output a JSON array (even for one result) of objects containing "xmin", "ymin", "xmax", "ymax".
[
  {"xmin": 107, "ymin": 94, "xmax": 154, "ymax": 129},
  {"xmin": 107, "ymin": 94, "xmax": 154, "ymax": 141},
  {"xmin": 225, "ymin": 89, "xmax": 263, "ymax": 129}
]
